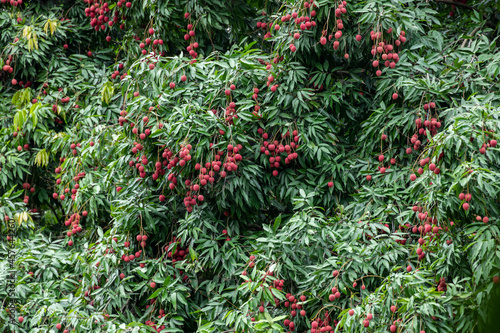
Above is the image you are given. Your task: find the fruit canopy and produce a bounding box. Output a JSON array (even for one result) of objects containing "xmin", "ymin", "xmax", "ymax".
[{"xmin": 1, "ymin": 0, "xmax": 500, "ymax": 332}]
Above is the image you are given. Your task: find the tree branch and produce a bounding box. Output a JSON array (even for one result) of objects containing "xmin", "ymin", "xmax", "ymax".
[
  {"xmin": 48, "ymin": 199, "xmax": 63, "ymax": 225},
  {"xmin": 461, "ymin": 26, "xmax": 481, "ymax": 48}
]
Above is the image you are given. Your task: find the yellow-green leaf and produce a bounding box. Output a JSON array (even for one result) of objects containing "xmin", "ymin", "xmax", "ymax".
[
  {"xmin": 101, "ymin": 82, "xmax": 115, "ymax": 104},
  {"xmin": 15, "ymin": 212, "xmax": 28, "ymax": 226},
  {"xmin": 35, "ymin": 149, "xmax": 49, "ymax": 167},
  {"xmin": 43, "ymin": 19, "xmax": 57, "ymax": 36}
]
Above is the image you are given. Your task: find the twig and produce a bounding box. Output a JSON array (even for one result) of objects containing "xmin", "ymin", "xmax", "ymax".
[{"xmin": 461, "ymin": 27, "xmax": 480, "ymax": 48}]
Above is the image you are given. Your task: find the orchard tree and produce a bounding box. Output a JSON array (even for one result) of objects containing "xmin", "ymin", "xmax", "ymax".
[{"xmin": 1, "ymin": 0, "xmax": 500, "ymax": 332}]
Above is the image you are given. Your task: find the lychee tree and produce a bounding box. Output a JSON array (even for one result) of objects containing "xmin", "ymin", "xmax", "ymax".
[{"xmin": 1, "ymin": 0, "xmax": 500, "ymax": 332}]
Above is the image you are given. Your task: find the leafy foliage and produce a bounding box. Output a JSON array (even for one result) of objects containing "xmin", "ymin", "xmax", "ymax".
[{"xmin": 1, "ymin": 0, "xmax": 500, "ymax": 332}]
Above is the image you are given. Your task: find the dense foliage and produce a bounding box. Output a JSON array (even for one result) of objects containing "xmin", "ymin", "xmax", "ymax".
[{"xmin": 1, "ymin": 0, "xmax": 500, "ymax": 332}]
